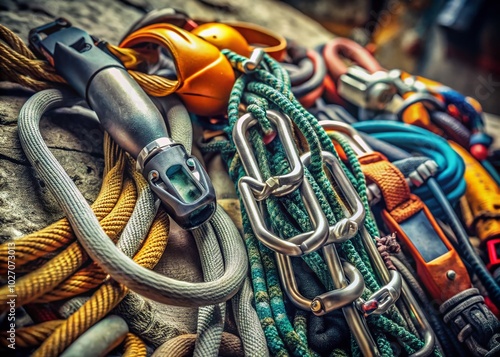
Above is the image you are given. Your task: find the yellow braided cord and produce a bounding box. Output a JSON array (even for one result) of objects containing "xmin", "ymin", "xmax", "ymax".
[
  {"xmin": 0, "ymin": 320, "xmax": 63, "ymax": 349},
  {"xmin": 0, "ymin": 152, "xmax": 125, "ymax": 270},
  {"xmin": 0, "ymin": 241, "xmax": 86, "ymax": 310},
  {"xmin": 122, "ymin": 333, "xmax": 147, "ymax": 357},
  {"xmin": 32, "ymin": 211, "xmax": 169, "ymax": 356},
  {"xmin": 127, "ymin": 69, "xmax": 178, "ymax": 97},
  {"xmin": 0, "ymin": 178, "xmax": 137, "ymax": 309},
  {"xmin": 0, "ymin": 25, "xmax": 35, "ymax": 58},
  {"xmin": 34, "ymin": 263, "xmax": 107, "ymax": 303},
  {"xmin": 32, "ymin": 280, "xmax": 129, "ymax": 357},
  {"xmin": 0, "ymin": 24, "xmax": 177, "ymax": 97}
]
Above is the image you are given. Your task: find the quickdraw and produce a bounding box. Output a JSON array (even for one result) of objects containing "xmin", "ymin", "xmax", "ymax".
[{"xmin": 0, "ymin": 6, "xmax": 499, "ymax": 357}]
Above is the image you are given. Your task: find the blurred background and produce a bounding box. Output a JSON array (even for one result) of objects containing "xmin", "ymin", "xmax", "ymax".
[{"xmin": 279, "ymin": 0, "xmax": 500, "ymax": 118}]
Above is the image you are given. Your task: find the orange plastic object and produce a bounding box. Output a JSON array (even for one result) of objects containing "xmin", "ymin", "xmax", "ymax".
[
  {"xmin": 222, "ymin": 21, "xmax": 287, "ymax": 61},
  {"xmin": 120, "ymin": 23, "xmax": 235, "ymax": 116},
  {"xmin": 382, "ymin": 202, "xmax": 471, "ymax": 303},
  {"xmin": 359, "ymin": 152, "xmax": 471, "ymax": 303},
  {"xmin": 192, "ymin": 23, "xmax": 251, "ymax": 57}
]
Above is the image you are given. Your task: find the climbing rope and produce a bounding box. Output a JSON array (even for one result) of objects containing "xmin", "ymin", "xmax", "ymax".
[
  {"xmin": 199, "ymin": 50, "xmax": 439, "ymax": 356},
  {"xmin": 0, "ymin": 24, "xmax": 174, "ymax": 95}
]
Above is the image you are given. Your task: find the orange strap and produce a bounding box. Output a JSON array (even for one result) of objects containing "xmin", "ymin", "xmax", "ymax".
[{"xmin": 359, "ymin": 152, "xmax": 424, "ymax": 223}]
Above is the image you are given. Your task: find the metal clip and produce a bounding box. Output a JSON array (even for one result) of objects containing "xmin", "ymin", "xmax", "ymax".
[
  {"xmin": 233, "ymin": 110, "xmax": 303, "ymax": 199},
  {"xmin": 357, "ymin": 270, "xmax": 402, "ymax": 316},
  {"xmin": 140, "ymin": 139, "xmax": 216, "ymax": 230},
  {"xmin": 319, "ymin": 121, "xmax": 436, "ymax": 357},
  {"xmin": 234, "ymin": 110, "xmax": 328, "ymax": 256},
  {"xmin": 338, "ymin": 66, "xmax": 399, "ymax": 111},
  {"xmin": 300, "ymin": 150, "xmax": 365, "ymax": 243}
]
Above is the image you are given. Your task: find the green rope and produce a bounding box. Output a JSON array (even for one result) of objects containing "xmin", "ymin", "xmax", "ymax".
[{"xmin": 203, "ymin": 49, "xmax": 438, "ymax": 356}]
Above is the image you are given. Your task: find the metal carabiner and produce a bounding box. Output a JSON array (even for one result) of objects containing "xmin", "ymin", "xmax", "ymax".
[
  {"xmin": 300, "ymin": 150, "xmax": 365, "ymax": 243},
  {"xmin": 235, "ymin": 110, "xmax": 329, "ymax": 256},
  {"xmin": 233, "ymin": 110, "xmax": 303, "ymax": 200},
  {"xmin": 319, "ymin": 121, "xmax": 436, "ymax": 357},
  {"xmin": 276, "ymin": 253, "xmax": 364, "ymax": 314},
  {"xmin": 357, "ymin": 270, "xmax": 402, "ymax": 316}
]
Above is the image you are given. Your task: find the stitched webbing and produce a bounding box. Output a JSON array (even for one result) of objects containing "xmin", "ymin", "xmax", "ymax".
[{"xmin": 359, "ymin": 152, "xmax": 424, "ymax": 223}]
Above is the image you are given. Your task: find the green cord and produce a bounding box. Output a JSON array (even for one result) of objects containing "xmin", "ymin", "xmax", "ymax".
[{"xmin": 203, "ymin": 49, "xmax": 438, "ymax": 356}]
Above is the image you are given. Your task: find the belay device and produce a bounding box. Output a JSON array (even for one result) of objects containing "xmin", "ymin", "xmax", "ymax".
[{"xmin": 29, "ymin": 18, "xmax": 216, "ymax": 229}]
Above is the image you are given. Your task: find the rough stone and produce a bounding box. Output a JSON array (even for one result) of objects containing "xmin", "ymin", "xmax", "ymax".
[{"xmin": 0, "ymin": 0, "xmax": 332, "ymax": 241}]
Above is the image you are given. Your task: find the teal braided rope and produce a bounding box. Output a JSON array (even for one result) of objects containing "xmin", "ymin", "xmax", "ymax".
[
  {"xmin": 242, "ymin": 207, "xmax": 289, "ymax": 357},
  {"xmin": 229, "ymin": 147, "xmax": 312, "ymax": 356},
  {"xmin": 213, "ymin": 49, "xmax": 435, "ymax": 356}
]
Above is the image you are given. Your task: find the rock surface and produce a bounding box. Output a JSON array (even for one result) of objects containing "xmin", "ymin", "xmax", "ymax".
[{"xmin": 0, "ymin": 0, "xmax": 333, "ymax": 242}]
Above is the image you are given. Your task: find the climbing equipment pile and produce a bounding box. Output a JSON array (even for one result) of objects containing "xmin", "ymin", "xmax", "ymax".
[{"xmin": 0, "ymin": 6, "xmax": 500, "ymax": 357}]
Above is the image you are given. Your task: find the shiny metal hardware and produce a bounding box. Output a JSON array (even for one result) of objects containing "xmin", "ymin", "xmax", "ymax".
[
  {"xmin": 319, "ymin": 120, "xmax": 436, "ymax": 357},
  {"xmin": 310, "ymin": 260, "xmax": 365, "ymax": 315},
  {"xmin": 300, "ymin": 150, "xmax": 365, "ymax": 243},
  {"xmin": 338, "ymin": 66, "xmax": 399, "ymax": 111},
  {"xmin": 275, "ymin": 149, "xmax": 380, "ymax": 355},
  {"xmin": 276, "ymin": 253, "xmax": 364, "ymax": 314},
  {"xmin": 136, "ymin": 138, "xmax": 176, "ymax": 171},
  {"xmin": 242, "ymin": 48, "xmax": 265, "ymax": 72},
  {"xmin": 233, "ymin": 110, "xmax": 304, "ymax": 200},
  {"xmin": 235, "ymin": 110, "xmax": 329, "ymax": 256},
  {"xmin": 357, "ymin": 270, "xmax": 402, "ymax": 316},
  {"xmin": 319, "ymin": 120, "xmax": 373, "ymax": 155},
  {"xmin": 239, "ymin": 177, "xmax": 329, "ymax": 256}
]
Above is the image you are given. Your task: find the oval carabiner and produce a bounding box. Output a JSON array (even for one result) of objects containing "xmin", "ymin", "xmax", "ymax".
[
  {"xmin": 300, "ymin": 150, "xmax": 365, "ymax": 243},
  {"xmin": 120, "ymin": 23, "xmax": 235, "ymax": 116},
  {"xmin": 239, "ymin": 176, "xmax": 329, "ymax": 256},
  {"xmin": 233, "ymin": 110, "xmax": 304, "ymax": 199}
]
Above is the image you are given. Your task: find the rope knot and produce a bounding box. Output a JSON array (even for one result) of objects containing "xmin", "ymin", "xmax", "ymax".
[{"xmin": 375, "ymin": 233, "xmax": 400, "ymax": 271}]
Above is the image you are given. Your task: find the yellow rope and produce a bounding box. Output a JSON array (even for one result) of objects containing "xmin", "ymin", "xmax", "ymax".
[
  {"xmin": 0, "ymin": 320, "xmax": 63, "ymax": 349},
  {"xmin": 0, "ymin": 145, "xmax": 125, "ymax": 271},
  {"xmin": 122, "ymin": 333, "xmax": 148, "ymax": 357},
  {"xmin": 0, "ymin": 178, "xmax": 136, "ymax": 309},
  {"xmin": 0, "ymin": 24, "xmax": 175, "ymax": 97},
  {"xmin": 0, "ymin": 24, "xmax": 175, "ymax": 356},
  {"xmin": 34, "ymin": 263, "xmax": 107, "ymax": 303},
  {"xmin": 33, "ymin": 209, "xmax": 169, "ymax": 356}
]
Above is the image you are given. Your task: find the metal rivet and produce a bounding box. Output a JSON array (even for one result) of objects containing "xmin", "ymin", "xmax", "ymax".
[
  {"xmin": 446, "ymin": 270, "xmax": 456, "ymax": 281},
  {"xmin": 186, "ymin": 158, "xmax": 196, "ymax": 169},
  {"xmin": 150, "ymin": 170, "xmax": 159, "ymax": 181},
  {"xmin": 311, "ymin": 299, "xmax": 322, "ymax": 313}
]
